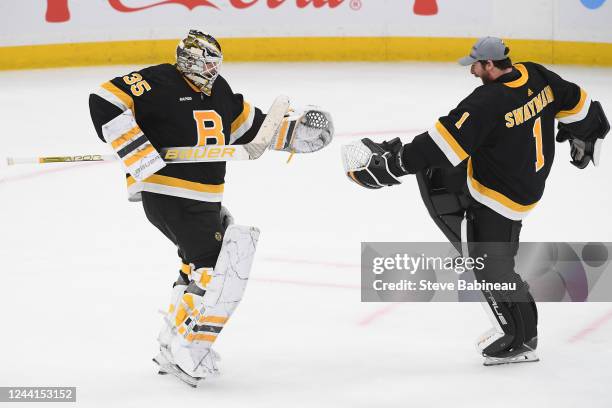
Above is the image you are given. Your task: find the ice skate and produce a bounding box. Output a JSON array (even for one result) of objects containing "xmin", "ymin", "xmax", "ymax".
[
  {"xmin": 153, "ymin": 348, "xmax": 204, "ymax": 388},
  {"xmin": 480, "ymin": 332, "xmax": 539, "ymax": 366},
  {"xmin": 483, "ymin": 346, "xmax": 539, "ymax": 366},
  {"xmin": 153, "ymin": 346, "xmax": 221, "ymax": 387}
]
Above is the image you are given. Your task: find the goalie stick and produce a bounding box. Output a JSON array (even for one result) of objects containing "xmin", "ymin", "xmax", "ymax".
[{"xmin": 4, "ymin": 95, "xmax": 290, "ymax": 166}]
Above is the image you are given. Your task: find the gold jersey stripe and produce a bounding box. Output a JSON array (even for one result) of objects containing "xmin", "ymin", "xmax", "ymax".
[
  {"xmin": 467, "ymin": 159, "xmax": 538, "ymax": 213},
  {"xmin": 111, "ymin": 125, "xmax": 141, "ymax": 150},
  {"xmin": 231, "ymin": 101, "xmax": 253, "ymax": 134},
  {"xmin": 127, "ymin": 174, "xmax": 225, "ymax": 194},
  {"xmin": 435, "ymin": 121, "xmax": 469, "ymax": 162},
  {"xmin": 123, "ymin": 144, "xmax": 155, "ymax": 167},
  {"xmin": 503, "ymin": 64, "xmax": 529, "ymax": 88},
  {"xmin": 556, "ymin": 88, "xmax": 588, "ymax": 118},
  {"xmin": 100, "ymin": 81, "xmax": 134, "ymax": 113}
]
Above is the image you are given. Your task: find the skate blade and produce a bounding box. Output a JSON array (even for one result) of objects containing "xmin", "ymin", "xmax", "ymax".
[
  {"xmin": 483, "ymin": 350, "xmax": 539, "ymax": 366},
  {"xmin": 152, "ymin": 357, "xmax": 170, "ymax": 375},
  {"xmin": 153, "ymin": 357, "xmax": 203, "ymax": 387}
]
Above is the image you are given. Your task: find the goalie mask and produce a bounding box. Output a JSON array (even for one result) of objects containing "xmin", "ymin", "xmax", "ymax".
[{"xmin": 176, "ymin": 30, "xmax": 223, "ymax": 96}]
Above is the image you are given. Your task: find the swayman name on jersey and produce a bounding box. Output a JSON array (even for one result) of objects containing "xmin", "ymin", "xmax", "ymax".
[{"xmin": 504, "ymin": 86, "xmax": 555, "ymax": 128}]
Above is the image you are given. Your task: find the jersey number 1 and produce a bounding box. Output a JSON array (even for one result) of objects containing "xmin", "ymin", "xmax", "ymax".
[{"xmin": 533, "ymin": 117, "xmax": 544, "ymax": 172}]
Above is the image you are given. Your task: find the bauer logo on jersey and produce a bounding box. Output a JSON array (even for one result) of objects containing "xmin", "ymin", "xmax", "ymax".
[{"xmin": 163, "ymin": 146, "xmax": 236, "ymax": 162}]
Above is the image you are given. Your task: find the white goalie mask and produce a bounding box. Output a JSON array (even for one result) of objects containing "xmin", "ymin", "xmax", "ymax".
[{"xmin": 176, "ymin": 30, "xmax": 223, "ymax": 96}]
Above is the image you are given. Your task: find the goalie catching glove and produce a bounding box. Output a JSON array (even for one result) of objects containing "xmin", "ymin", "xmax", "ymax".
[
  {"xmin": 270, "ymin": 106, "xmax": 334, "ymax": 153},
  {"xmin": 341, "ymin": 137, "xmax": 408, "ymax": 189}
]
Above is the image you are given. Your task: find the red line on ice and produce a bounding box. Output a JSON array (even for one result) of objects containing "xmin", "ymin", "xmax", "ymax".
[
  {"xmin": 336, "ymin": 129, "xmax": 423, "ymax": 138},
  {"xmin": 568, "ymin": 308, "xmax": 612, "ymax": 343},
  {"xmin": 252, "ymin": 277, "xmax": 359, "ymax": 290},
  {"xmin": 357, "ymin": 303, "xmax": 401, "ymax": 326},
  {"xmin": 0, "ymin": 161, "xmax": 109, "ymax": 183},
  {"xmin": 261, "ymin": 256, "xmax": 359, "ymax": 270}
]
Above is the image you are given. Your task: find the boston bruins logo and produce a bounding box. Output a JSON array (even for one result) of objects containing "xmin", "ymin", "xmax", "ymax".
[{"xmin": 215, "ymin": 232, "xmax": 223, "ymax": 242}]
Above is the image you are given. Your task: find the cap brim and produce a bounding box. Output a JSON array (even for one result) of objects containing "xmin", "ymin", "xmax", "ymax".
[{"xmin": 458, "ymin": 56, "xmax": 477, "ymax": 66}]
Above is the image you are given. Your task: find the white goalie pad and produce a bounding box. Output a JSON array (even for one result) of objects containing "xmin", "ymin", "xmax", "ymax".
[
  {"xmin": 166, "ymin": 224, "xmax": 260, "ymax": 379},
  {"xmin": 102, "ymin": 110, "xmax": 166, "ymax": 181},
  {"xmin": 201, "ymin": 224, "xmax": 259, "ymax": 307},
  {"xmin": 271, "ymin": 106, "xmax": 334, "ymax": 153}
]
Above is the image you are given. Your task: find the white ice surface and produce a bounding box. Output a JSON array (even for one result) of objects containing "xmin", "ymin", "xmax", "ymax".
[{"xmin": 0, "ymin": 62, "xmax": 611, "ymax": 407}]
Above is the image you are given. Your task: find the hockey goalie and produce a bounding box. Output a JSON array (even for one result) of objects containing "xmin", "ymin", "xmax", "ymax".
[{"xmin": 88, "ymin": 29, "xmax": 334, "ymax": 387}]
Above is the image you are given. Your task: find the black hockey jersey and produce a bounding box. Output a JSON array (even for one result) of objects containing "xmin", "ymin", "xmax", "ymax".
[
  {"xmin": 89, "ymin": 63, "xmax": 265, "ymax": 202},
  {"xmin": 428, "ymin": 62, "xmax": 593, "ymax": 220}
]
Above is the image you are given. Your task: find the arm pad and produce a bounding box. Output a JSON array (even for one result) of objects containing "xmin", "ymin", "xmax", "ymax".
[{"xmin": 102, "ymin": 111, "xmax": 166, "ymax": 180}]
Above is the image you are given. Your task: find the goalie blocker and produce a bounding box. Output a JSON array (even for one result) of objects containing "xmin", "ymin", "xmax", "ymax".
[{"xmin": 556, "ymin": 100, "xmax": 609, "ymax": 169}]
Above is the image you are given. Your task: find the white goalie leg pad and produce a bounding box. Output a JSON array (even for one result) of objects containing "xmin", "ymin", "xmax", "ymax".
[
  {"xmin": 157, "ymin": 284, "xmax": 188, "ymax": 352},
  {"xmin": 169, "ymin": 225, "xmax": 260, "ymax": 379}
]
